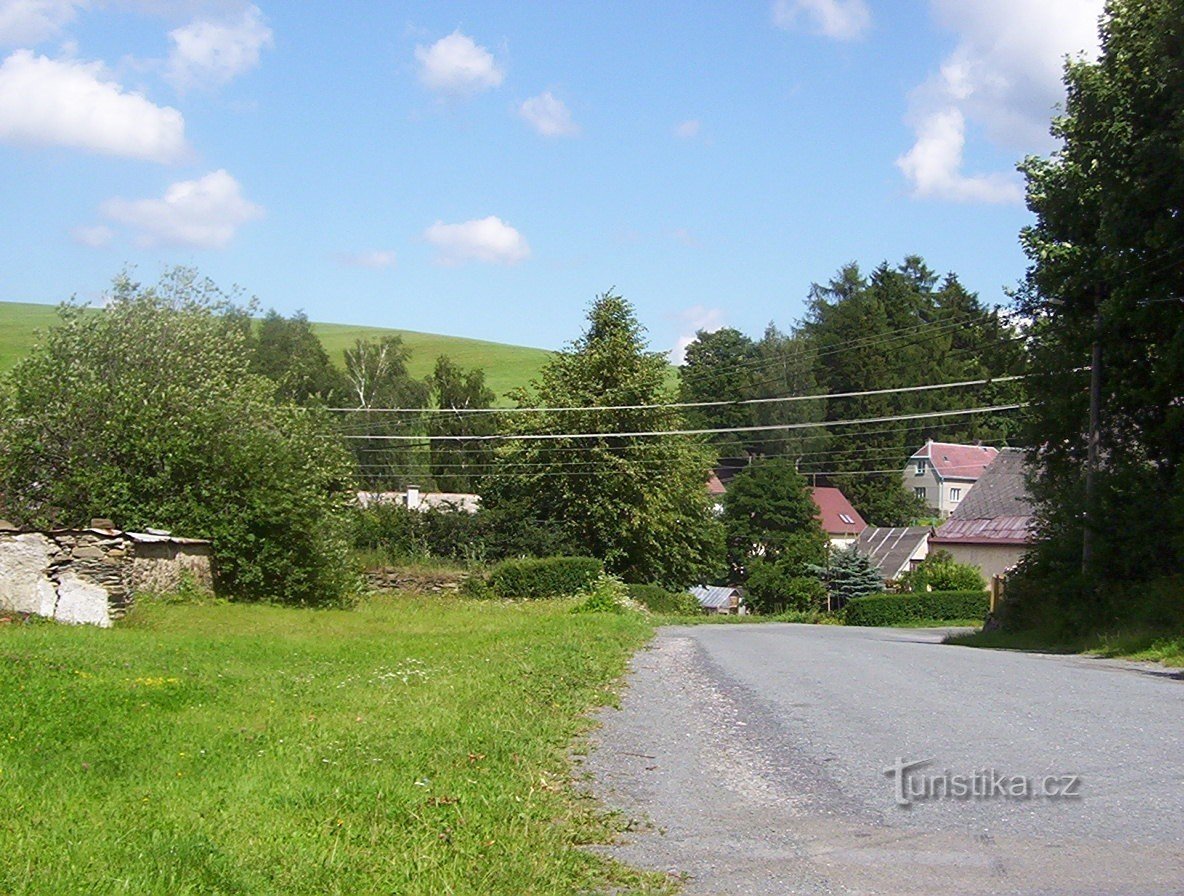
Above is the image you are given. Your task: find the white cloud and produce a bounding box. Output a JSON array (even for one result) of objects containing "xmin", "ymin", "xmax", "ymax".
[
  {"xmin": 772, "ymin": 0, "xmax": 871, "ymax": 41},
  {"xmin": 101, "ymin": 169, "xmax": 262, "ymax": 248},
  {"xmin": 674, "ymin": 118, "xmax": 700, "ymax": 139},
  {"xmin": 669, "ymin": 305, "xmax": 724, "ymax": 365},
  {"xmin": 414, "ymin": 31, "xmax": 503, "ymax": 96},
  {"xmin": 424, "ymin": 216, "xmax": 529, "ymax": 266},
  {"xmin": 0, "ymin": 0, "xmax": 85, "ymax": 45},
  {"xmin": 71, "ymin": 223, "xmax": 112, "ymax": 247},
  {"xmin": 339, "ymin": 249, "xmax": 397, "ymax": 270},
  {"xmin": 0, "ymin": 50, "xmax": 187, "ymax": 161},
  {"xmin": 897, "ymin": 0, "xmax": 1103, "ymax": 203},
  {"xmin": 165, "ymin": 3, "xmax": 272, "ymax": 90},
  {"xmin": 518, "ymin": 91, "xmax": 578, "ymax": 137}
]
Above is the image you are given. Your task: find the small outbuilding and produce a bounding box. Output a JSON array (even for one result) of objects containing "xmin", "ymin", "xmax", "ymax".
[
  {"xmin": 0, "ymin": 520, "xmax": 213, "ymax": 628},
  {"xmin": 689, "ymin": 584, "xmax": 746, "ymax": 615}
]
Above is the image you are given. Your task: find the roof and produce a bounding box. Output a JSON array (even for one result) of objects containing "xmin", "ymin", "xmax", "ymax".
[
  {"xmin": 0, "ymin": 525, "xmax": 209, "ymax": 546},
  {"xmin": 810, "ymin": 487, "xmax": 867, "ymax": 536},
  {"xmin": 689, "ymin": 585, "xmax": 743, "ymax": 610},
  {"xmin": 856, "ymin": 526, "xmax": 930, "ymax": 580},
  {"xmin": 909, "ymin": 440, "xmax": 999, "ymax": 481},
  {"xmin": 706, "ymin": 473, "xmax": 727, "ymax": 496},
  {"xmin": 931, "ymin": 448, "xmax": 1034, "ymax": 545}
]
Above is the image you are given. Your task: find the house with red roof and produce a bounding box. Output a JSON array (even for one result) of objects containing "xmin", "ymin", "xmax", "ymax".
[
  {"xmin": 810, "ymin": 486, "xmax": 867, "ymax": 548},
  {"xmin": 904, "ymin": 440, "xmax": 998, "ymax": 517}
]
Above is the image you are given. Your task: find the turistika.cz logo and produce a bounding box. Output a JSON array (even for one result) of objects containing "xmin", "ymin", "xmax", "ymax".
[{"xmin": 884, "ymin": 758, "xmax": 1083, "ymax": 807}]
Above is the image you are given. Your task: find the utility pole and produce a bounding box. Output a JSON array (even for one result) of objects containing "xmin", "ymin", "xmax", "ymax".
[{"xmin": 1082, "ymin": 305, "xmax": 1103, "ymax": 576}]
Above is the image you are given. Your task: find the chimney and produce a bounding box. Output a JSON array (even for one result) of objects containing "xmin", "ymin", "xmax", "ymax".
[{"xmin": 405, "ymin": 485, "xmax": 421, "ymax": 511}]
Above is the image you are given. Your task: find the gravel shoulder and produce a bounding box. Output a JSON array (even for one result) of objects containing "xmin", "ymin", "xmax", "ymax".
[{"xmin": 581, "ymin": 624, "xmax": 1184, "ymax": 895}]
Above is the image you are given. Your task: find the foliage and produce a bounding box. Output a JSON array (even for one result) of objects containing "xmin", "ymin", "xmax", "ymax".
[
  {"xmin": 0, "ymin": 595, "xmax": 669, "ymax": 895},
  {"xmin": 483, "ymin": 293, "xmax": 725, "ymax": 588},
  {"xmin": 721, "ymin": 457, "xmax": 829, "ymax": 578},
  {"xmin": 744, "ymin": 559, "xmax": 827, "ymax": 614},
  {"xmin": 843, "ymin": 590, "xmax": 989, "ymax": 626},
  {"xmin": 249, "ymin": 309, "xmax": 349, "ymax": 405},
  {"xmin": 808, "ymin": 543, "xmax": 885, "ymax": 609},
  {"xmin": 487, "ymin": 556, "xmax": 604, "ymax": 599},
  {"xmin": 899, "ymin": 549, "xmax": 986, "ymax": 593},
  {"xmin": 625, "ymin": 583, "xmax": 703, "ymax": 615},
  {"xmin": 0, "ymin": 269, "xmax": 357, "ymax": 605},
  {"xmin": 351, "ymin": 502, "xmax": 489, "ymax": 566},
  {"xmin": 1012, "ymin": 0, "xmax": 1184, "ymax": 631},
  {"xmin": 571, "ymin": 573, "xmax": 637, "ymax": 614},
  {"xmin": 427, "ymin": 355, "xmax": 498, "ymax": 493}
]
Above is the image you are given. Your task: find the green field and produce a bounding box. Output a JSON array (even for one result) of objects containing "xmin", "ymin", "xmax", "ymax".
[
  {"xmin": 0, "ymin": 594, "xmax": 670, "ymax": 895},
  {"xmin": 0, "ymin": 302, "xmax": 552, "ymax": 402}
]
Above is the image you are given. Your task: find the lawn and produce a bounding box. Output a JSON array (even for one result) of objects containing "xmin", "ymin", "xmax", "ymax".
[
  {"xmin": 0, "ymin": 595, "xmax": 672, "ymax": 895},
  {"xmin": 946, "ymin": 627, "xmax": 1184, "ymax": 666}
]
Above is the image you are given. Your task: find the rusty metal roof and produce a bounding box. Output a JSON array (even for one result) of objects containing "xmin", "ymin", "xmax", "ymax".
[{"xmin": 930, "ymin": 516, "xmax": 1033, "ymax": 546}]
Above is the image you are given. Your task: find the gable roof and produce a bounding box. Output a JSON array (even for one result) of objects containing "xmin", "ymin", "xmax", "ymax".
[
  {"xmin": 856, "ymin": 526, "xmax": 930, "ymax": 580},
  {"xmin": 810, "ymin": 486, "xmax": 867, "ymax": 536},
  {"xmin": 689, "ymin": 585, "xmax": 743, "ymax": 610},
  {"xmin": 706, "ymin": 473, "xmax": 727, "ymax": 496},
  {"xmin": 909, "ymin": 440, "xmax": 999, "ymax": 481},
  {"xmin": 931, "ymin": 448, "xmax": 1034, "ymax": 545}
]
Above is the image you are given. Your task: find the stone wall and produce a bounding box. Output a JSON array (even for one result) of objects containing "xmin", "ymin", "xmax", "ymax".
[{"xmin": 0, "ymin": 528, "xmax": 213, "ymax": 627}]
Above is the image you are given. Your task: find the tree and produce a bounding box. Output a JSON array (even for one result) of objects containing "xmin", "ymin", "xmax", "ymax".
[
  {"xmin": 721, "ymin": 457, "xmax": 829, "ymax": 579},
  {"xmin": 249, "ymin": 309, "xmax": 348, "ymax": 405},
  {"xmin": 898, "ymin": 549, "xmax": 984, "ymax": 593},
  {"xmin": 426, "ymin": 355, "xmax": 498, "ymax": 493},
  {"xmin": 808, "ymin": 544, "xmax": 885, "ymax": 609},
  {"xmin": 0, "ymin": 269, "xmax": 357, "ymax": 605},
  {"xmin": 482, "ymin": 293, "xmax": 724, "ymax": 588},
  {"xmin": 1011, "ymin": 0, "xmax": 1184, "ymax": 629}
]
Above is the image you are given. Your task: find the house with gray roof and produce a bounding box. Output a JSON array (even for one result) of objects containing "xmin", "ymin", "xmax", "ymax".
[
  {"xmin": 929, "ymin": 448, "xmax": 1034, "ymax": 580},
  {"xmin": 856, "ymin": 526, "xmax": 931, "ymax": 583},
  {"xmin": 689, "ymin": 584, "xmax": 746, "ymax": 615}
]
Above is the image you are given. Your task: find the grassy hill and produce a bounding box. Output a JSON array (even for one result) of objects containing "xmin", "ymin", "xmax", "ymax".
[{"xmin": 0, "ymin": 301, "xmax": 552, "ymax": 401}]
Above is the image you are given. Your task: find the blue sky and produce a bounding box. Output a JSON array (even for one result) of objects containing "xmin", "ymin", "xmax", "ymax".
[{"xmin": 0, "ymin": 1, "xmax": 1103, "ymax": 358}]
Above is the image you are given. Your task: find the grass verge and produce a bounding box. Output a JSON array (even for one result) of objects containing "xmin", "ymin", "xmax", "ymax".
[
  {"xmin": 0, "ymin": 593, "xmax": 674, "ymax": 895},
  {"xmin": 945, "ymin": 628, "xmax": 1184, "ymax": 666}
]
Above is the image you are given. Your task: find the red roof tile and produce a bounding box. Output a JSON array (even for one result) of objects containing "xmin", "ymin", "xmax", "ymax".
[
  {"xmin": 706, "ymin": 473, "xmax": 727, "ymax": 496},
  {"xmin": 810, "ymin": 487, "xmax": 867, "ymax": 536},
  {"xmin": 910, "ymin": 441, "xmax": 998, "ymax": 481}
]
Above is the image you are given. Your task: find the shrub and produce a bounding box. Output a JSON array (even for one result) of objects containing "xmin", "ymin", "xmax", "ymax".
[
  {"xmin": 351, "ymin": 503, "xmax": 489, "ymax": 566},
  {"xmin": 899, "ymin": 549, "xmax": 985, "ymax": 593},
  {"xmin": 745, "ymin": 559, "xmax": 826, "ymax": 614},
  {"xmin": 625, "ymin": 583, "xmax": 702, "ymax": 615},
  {"xmin": 843, "ymin": 590, "xmax": 989, "ymax": 626},
  {"xmin": 571, "ymin": 574, "xmax": 635, "ymax": 614},
  {"xmin": 487, "ymin": 556, "xmax": 604, "ymax": 599}
]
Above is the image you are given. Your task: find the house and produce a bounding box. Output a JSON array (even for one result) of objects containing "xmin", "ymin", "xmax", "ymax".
[
  {"xmin": 706, "ymin": 473, "xmax": 727, "ymax": 515},
  {"xmin": 690, "ymin": 584, "xmax": 746, "ymax": 615},
  {"xmin": 929, "ymin": 448, "xmax": 1034, "ymax": 581},
  {"xmin": 810, "ymin": 486, "xmax": 867, "ymax": 548},
  {"xmin": 357, "ymin": 486, "xmax": 480, "ymax": 514},
  {"xmin": 905, "ymin": 440, "xmax": 999, "ymax": 517},
  {"xmin": 856, "ymin": 526, "xmax": 931, "ymax": 583},
  {"xmin": 0, "ymin": 520, "xmax": 213, "ymax": 627}
]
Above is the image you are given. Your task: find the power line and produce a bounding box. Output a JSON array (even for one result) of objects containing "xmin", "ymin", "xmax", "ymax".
[{"xmin": 341, "ymin": 404, "xmax": 1025, "ymax": 442}]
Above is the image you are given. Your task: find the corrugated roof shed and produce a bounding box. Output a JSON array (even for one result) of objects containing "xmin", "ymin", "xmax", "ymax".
[
  {"xmin": 910, "ymin": 440, "xmax": 999, "ymax": 481},
  {"xmin": 931, "ymin": 448, "xmax": 1034, "ymax": 545},
  {"xmin": 689, "ymin": 585, "xmax": 743, "ymax": 610},
  {"xmin": 810, "ymin": 487, "xmax": 867, "ymax": 536},
  {"xmin": 857, "ymin": 526, "xmax": 930, "ymax": 580}
]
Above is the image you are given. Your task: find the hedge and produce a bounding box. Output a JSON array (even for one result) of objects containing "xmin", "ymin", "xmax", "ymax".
[
  {"xmin": 843, "ymin": 590, "xmax": 989, "ymax": 626},
  {"xmin": 625, "ymin": 583, "xmax": 702, "ymax": 615},
  {"xmin": 487, "ymin": 556, "xmax": 604, "ymax": 598}
]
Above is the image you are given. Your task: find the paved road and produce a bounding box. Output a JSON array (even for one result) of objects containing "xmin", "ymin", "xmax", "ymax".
[{"xmin": 582, "ymin": 624, "xmax": 1184, "ymax": 895}]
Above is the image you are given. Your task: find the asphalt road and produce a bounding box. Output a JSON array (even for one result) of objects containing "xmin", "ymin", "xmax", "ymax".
[{"xmin": 582, "ymin": 624, "xmax": 1184, "ymax": 895}]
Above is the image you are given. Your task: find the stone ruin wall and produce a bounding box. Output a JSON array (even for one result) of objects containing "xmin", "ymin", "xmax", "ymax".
[{"xmin": 0, "ymin": 531, "xmax": 214, "ymax": 628}]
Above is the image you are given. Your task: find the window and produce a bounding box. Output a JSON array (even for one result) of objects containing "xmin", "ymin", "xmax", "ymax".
[
  {"xmin": 950, "ymin": 487, "xmax": 962, "ymax": 502},
  {"xmin": 914, "ymin": 487, "xmax": 926, "ymax": 500},
  {"xmin": 839, "ymin": 513, "xmax": 855, "ymax": 525},
  {"xmin": 914, "ymin": 460, "xmax": 925, "ymax": 476}
]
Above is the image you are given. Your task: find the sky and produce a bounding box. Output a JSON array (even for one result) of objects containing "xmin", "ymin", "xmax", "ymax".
[{"xmin": 0, "ymin": 0, "xmax": 1105, "ymax": 360}]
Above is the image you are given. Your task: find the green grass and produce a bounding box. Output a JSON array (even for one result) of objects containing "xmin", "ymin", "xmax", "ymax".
[
  {"xmin": 0, "ymin": 594, "xmax": 674, "ymax": 895},
  {"xmin": 0, "ymin": 302, "xmax": 552, "ymax": 401},
  {"xmin": 945, "ymin": 627, "xmax": 1184, "ymax": 666}
]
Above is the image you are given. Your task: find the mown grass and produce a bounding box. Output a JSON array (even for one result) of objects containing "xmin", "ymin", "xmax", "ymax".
[
  {"xmin": 0, "ymin": 594, "xmax": 674, "ymax": 895},
  {"xmin": 946, "ymin": 626, "xmax": 1184, "ymax": 666},
  {"xmin": 0, "ymin": 302, "xmax": 552, "ymax": 401}
]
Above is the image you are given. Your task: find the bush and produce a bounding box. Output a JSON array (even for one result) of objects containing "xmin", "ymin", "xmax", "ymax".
[
  {"xmin": 843, "ymin": 590, "xmax": 989, "ymax": 626},
  {"xmin": 745, "ymin": 559, "xmax": 826, "ymax": 614},
  {"xmin": 487, "ymin": 556, "xmax": 604, "ymax": 599},
  {"xmin": 625, "ymin": 583, "xmax": 702, "ymax": 615},
  {"xmin": 571, "ymin": 574, "xmax": 635, "ymax": 614},
  {"xmin": 899, "ymin": 549, "xmax": 985, "ymax": 593},
  {"xmin": 351, "ymin": 503, "xmax": 489, "ymax": 566}
]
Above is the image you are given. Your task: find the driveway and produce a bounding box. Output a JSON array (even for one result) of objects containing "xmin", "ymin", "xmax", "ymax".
[{"xmin": 582, "ymin": 624, "xmax": 1184, "ymax": 895}]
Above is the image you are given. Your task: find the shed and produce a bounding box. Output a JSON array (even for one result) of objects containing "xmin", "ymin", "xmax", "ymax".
[{"xmin": 689, "ymin": 585, "xmax": 746, "ymax": 615}]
